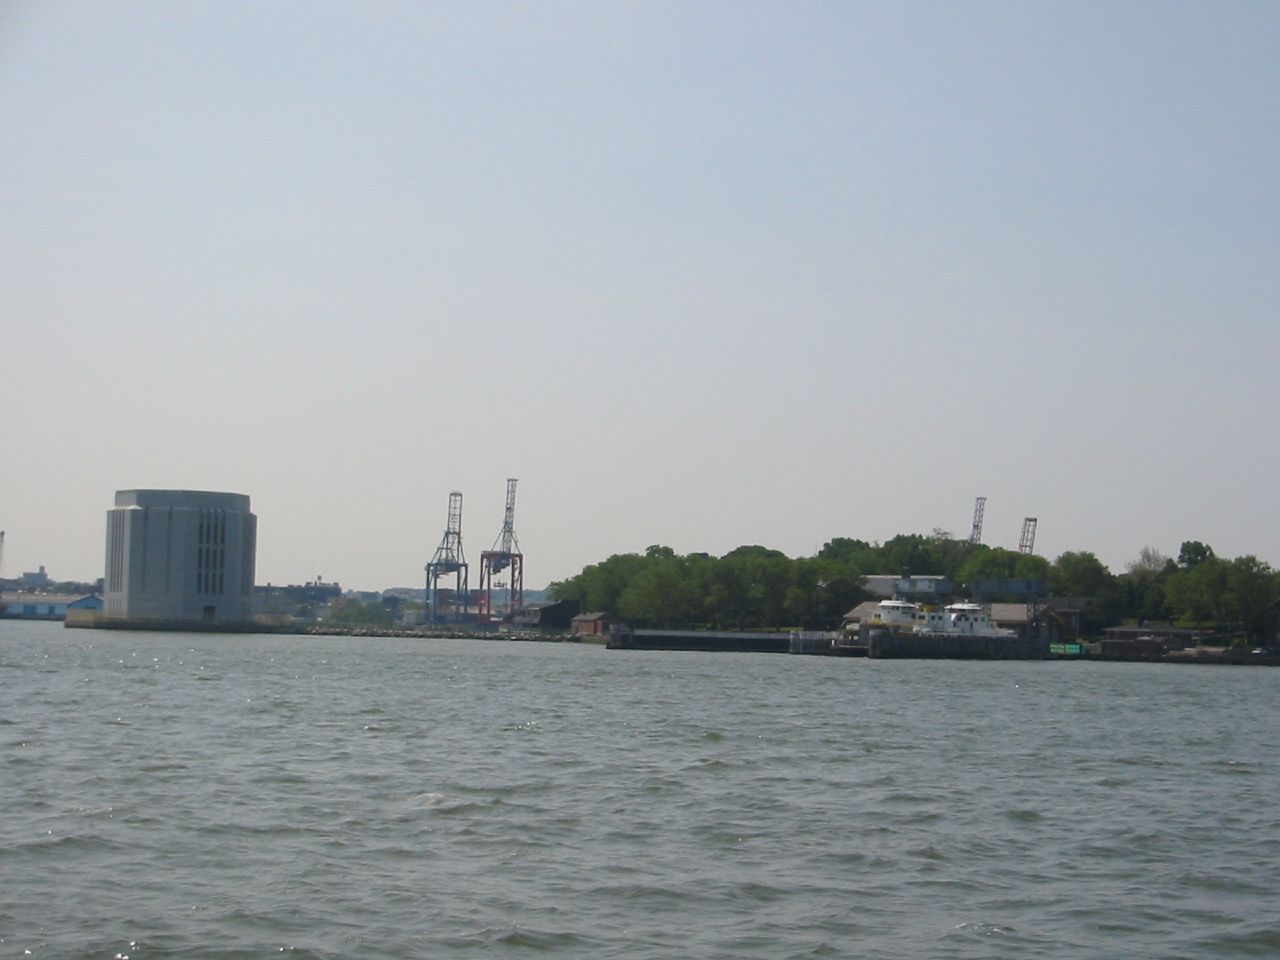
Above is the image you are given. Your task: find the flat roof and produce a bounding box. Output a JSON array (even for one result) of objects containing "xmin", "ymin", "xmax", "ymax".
[{"xmin": 114, "ymin": 489, "xmax": 251, "ymax": 510}]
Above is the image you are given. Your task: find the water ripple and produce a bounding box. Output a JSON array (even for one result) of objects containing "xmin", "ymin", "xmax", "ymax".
[{"xmin": 1, "ymin": 621, "xmax": 1278, "ymax": 960}]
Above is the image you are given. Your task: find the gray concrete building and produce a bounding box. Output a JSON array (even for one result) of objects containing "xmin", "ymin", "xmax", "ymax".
[{"xmin": 104, "ymin": 490, "xmax": 257, "ymax": 624}]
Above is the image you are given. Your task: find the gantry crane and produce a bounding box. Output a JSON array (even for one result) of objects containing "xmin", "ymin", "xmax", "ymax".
[
  {"xmin": 425, "ymin": 492, "xmax": 468, "ymax": 623},
  {"xmin": 478, "ymin": 478, "xmax": 523, "ymax": 621}
]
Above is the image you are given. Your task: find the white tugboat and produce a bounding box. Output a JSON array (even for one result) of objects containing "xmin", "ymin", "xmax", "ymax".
[
  {"xmin": 868, "ymin": 599, "xmax": 926, "ymax": 634},
  {"xmin": 914, "ymin": 602, "xmax": 1015, "ymax": 638},
  {"xmin": 866, "ymin": 599, "xmax": 1037, "ymax": 658}
]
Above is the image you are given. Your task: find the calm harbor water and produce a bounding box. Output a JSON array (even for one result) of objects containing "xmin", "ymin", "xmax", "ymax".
[{"xmin": 2, "ymin": 619, "xmax": 1278, "ymax": 959}]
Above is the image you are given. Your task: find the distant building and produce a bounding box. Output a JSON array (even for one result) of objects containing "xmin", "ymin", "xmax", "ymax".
[
  {"xmin": 571, "ymin": 612, "xmax": 613, "ymax": 637},
  {"xmin": 19, "ymin": 566, "xmax": 51, "ymax": 588},
  {"xmin": 989, "ymin": 602, "xmax": 1059, "ymax": 641},
  {"xmin": 862, "ymin": 576, "xmax": 899, "ymax": 598},
  {"xmin": 252, "ymin": 581, "xmax": 341, "ymax": 622},
  {"xmin": 841, "ymin": 600, "xmax": 884, "ymax": 631},
  {"xmin": 1041, "ymin": 596, "xmax": 1104, "ymax": 640},
  {"xmin": 104, "ymin": 489, "xmax": 256, "ymax": 624},
  {"xmin": 1, "ymin": 593, "xmax": 100, "ymax": 620},
  {"xmin": 863, "ymin": 574, "xmax": 955, "ymax": 600},
  {"xmin": 511, "ymin": 599, "xmax": 580, "ymax": 631},
  {"xmin": 969, "ymin": 579, "xmax": 1049, "ymax": 602},
  {"xmin": 381, "ymin": 594, "xmax": 405, "ymax": 622}
]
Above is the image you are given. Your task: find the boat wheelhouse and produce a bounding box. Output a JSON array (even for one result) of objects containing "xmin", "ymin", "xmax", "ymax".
[{"xmin": 869, "ymin": 599, "xmax": 926, "ymax": 634}]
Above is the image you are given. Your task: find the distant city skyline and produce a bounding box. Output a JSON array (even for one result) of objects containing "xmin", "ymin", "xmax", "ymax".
[{"xmin": 3, "ymin": 2, "xmax": 1278, "ymax": 591}]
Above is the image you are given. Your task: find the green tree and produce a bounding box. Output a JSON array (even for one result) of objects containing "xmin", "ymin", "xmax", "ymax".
[
  {"xmin": 814, "ymin": 558, "xmax": 870, "ymax": 624},
  {"xmin": 1128, "ymin": 546, "xmax": 1172, "ymax": 577},
  {"xmin": 721, "ymin": 545, "xmax": 787, "ymax": 561},
  {"xmin": 1177, "ymin": 541, "xmax": 1216, "ymax": 570},
  {"xmin": 784, "ymin": 557, "xmax": 821, "ymax": 625},
  {"xmin": 1164, "ymin": 553, "xmax": 1275, "ymax": 637},
  {"xmin": 1226, "ymin": 556, "xmax": 1280, "ymax": 642},
  {"xmin": 1049, "ymin": 551, "xmax": 1114, "ymax": 598},
  {"xmin": 1117, "ymin": 546, "xmax": 1175, "ymax": 621},
  {"xmin": 721, "ymin": 550, "xmax": 791, "ymax": 627},
  {"xmin": 331, "ymin": 599, "xmax": 393, "ymax": 626},
  {"xmin": 879, "ymin": 534, "xmax": 936, "ymax": 576},
  {"xmin": 1164, "ymin": 556, "xmax": 1231, "ymax": 625},
  {"xmin": 550, "ymin": 551, "xmax": 649, "ymax": 613},
  {"xmin": 818, "ymin": 537, "xmax": 874, "ymax": 567},
  {"xmin": 957, "ymin": 546, "xmax": 1050, "ymax": 587},
  {"xmin": 617, "ymin": 559, "xmax": 680, "ymax": 626}
]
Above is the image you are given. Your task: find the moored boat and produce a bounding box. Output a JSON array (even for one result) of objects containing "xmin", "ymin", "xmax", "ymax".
[
  {"xmin": 868, "ymin": 599, "xmax": 926, "ymax": 634},
  {"xmin": 914, "ymin": 602, "xmax": 1015, "ymax": 638}
]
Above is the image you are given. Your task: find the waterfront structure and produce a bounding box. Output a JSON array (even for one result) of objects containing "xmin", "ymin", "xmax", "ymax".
[
  {"xmin": 841, "ymin": 600, "xmax": 883, "ymax": 632},
  {"xmin": 103, "ymin": 489, "xmax": 256, "ymax": 624},
  {"xmin": 510, "ymin": 599, "xmax": 579, "ymax": 631},
  {"xmin": 0, "ymin": 593, "xmax": 100, "ymax": 620},
  {"xmin": 571, "ymin": 612, "xmax": 613, "ymax": 637}
]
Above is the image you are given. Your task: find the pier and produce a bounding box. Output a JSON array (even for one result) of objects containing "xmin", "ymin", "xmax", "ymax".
[
  {"xmin": 867, "ymin": 631, "xmax": 1049, "ymax": 660},
  {"xmin": 607, "ymin": 628, "xmax": 791, "ymax": 653}
]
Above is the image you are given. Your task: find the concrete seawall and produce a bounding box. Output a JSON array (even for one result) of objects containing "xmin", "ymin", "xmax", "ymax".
[
  {"xmin": 66, "ymin": 611, "xmax": 265, "ymax": 633},
  {"xmin": 868, "ymin": 632, "xmax": 1049, "ymax": 660},
  {"xmin": 608, "ymin": 629, "xmax": 791, "ymax": 653}
]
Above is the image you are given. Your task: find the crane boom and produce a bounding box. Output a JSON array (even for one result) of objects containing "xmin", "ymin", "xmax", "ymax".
[
  {"xmin": 1018, "ymin": 517, "xmax": 1038, "ymax": 555},
  {"xmin": 968, "ymin": 497, "xmax": 986, "ymax": 545}
]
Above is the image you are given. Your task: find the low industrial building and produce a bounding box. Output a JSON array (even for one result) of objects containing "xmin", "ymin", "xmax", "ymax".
[
  {"xmin": 2, "ymin": 593, "xmax": 101, "ymax": 620},
  {"xmin": 862, "ymin": 574, "xmax": 955, "ymax": 600},
  {"xmin": 968, "ymin": 579, "xmax": 1049, "ymax": 602},
  {"xmin": 510, "ymin": 599, "xmax": 580, "ymax": 632},
  {"xmin": 571, "ymin": 612, "xmax": 613, "ymax": 637}
]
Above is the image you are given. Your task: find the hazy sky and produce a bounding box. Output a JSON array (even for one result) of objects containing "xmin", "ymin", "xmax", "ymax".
[{"xmin": 3, "ymin": 1, "xmax": 1277, "ymax": 590}]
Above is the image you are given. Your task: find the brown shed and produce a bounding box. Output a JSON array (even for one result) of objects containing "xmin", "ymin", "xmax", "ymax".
[{"xmin": 571, "ymin": 612, "xmax": 612, "ymax": 637}]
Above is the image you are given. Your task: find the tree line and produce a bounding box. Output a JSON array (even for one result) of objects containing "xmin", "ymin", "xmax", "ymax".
[{"xmin": 548, "ymin": 535, "xmax": 1280, "ymax": 642}]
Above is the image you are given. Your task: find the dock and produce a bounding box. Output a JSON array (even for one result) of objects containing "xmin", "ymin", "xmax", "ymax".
[
  {"xmin": 867, "ymin": 631, "xmax": 1049, "ymax": 660},
  {"xmin": 607, "ymin": 628, "xmax": 791, "ymax": 653}
]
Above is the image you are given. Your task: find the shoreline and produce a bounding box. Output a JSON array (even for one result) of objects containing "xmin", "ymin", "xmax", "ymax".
[{"xmin": 55, "ymin": 617, "xmax": 1279, "ymax": 664}]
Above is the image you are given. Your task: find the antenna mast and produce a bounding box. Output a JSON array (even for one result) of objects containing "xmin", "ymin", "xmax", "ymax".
[
  {"xmin": 968, "ymin": 497, "xmax": 987, "ymax": 544},
  {"xmin": 478, "ymin": 478, "xmax": 524, "ymax": 621},
  {"xmin": 425, "ymin": 492, "xmax": 469, "ymax": 623},
  {"xmin": 1018, "ymin": 517, "xmax": 1038, "ymax": 555}
]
